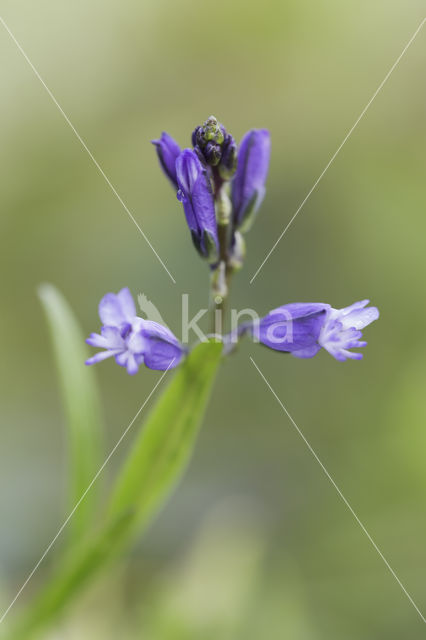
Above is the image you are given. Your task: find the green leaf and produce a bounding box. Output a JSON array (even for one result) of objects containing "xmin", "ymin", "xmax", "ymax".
[
  {"xmin": 108, "ymin": 339, "xmax": 223, "ymax": 537},
  {"xmin": 9, "ymin": 340, "xmax": 222, "ymax": 640},
  {"xmin": 38, "ymin": 284, "xmax": 104, "ymax": 545}
]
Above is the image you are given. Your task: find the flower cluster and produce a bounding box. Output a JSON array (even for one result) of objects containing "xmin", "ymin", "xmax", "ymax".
[
  {"xmin": 86, "ymin": 288, "xmax": 184, "ymax": 374},
  {"xmin": 152, "ymin": 115, "xmax": 271, "ymax": 265},
  {"xmin": 86, "ymin": 115, "xmax": 379, "ymax": 374}
]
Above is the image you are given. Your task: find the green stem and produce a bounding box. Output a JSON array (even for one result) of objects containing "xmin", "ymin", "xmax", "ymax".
[{"xmin": 211, "ymin": 180, "xmax": 234, "ymax": 334}]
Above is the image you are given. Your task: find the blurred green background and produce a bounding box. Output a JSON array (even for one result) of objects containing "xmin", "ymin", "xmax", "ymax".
[{"xmin": 1, "ymin": 1, "xmax": 425, "ymax": 637}]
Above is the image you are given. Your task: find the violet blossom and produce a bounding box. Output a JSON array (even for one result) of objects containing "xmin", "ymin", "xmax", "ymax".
[
  {"xmin": 175, "ymin": 148, "xmax": 219, "ymax": 262},
  {"xmin": 231, "ymin": 129, "xmax": 271, "ymax": 232},
  {"xmin": 252, "ymin": 300, "xmax": 379, "ymax": 361},
  {"xmin": 152, "ymin": 132, "xmax": 181, "ymax": 190},
  {"xmin": 86, "ymin": 288, "xmax": 184, "ymax": 375}
]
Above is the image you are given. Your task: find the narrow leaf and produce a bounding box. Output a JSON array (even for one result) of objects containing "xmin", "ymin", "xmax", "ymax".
[
  {"xmin": 9, "ymin": 340, "xmax": 222, "ymax": 640},
  {"xmin": 108, "ymin": 339, "xmax": 223, "ymax": 536},
  {"xmin": 38, "ymin": 284, "xmax": 104, "ymax": 544}
]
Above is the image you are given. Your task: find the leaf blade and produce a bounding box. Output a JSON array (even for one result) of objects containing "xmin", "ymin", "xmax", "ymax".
[
  {"xmin": 38, "ymin": 284, "xmax": 104, "ymax": 544},
  {"xmin": 8, "ymin": 340, "xmax": 222, "ymax": 640},
  {"xmin": 108, "ymin": 339, "xmax": 223, "ymax": 533}
]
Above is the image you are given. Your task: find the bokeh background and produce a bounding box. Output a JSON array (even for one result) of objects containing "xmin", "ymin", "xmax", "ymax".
[{"xmin": 1, "ymin": 1, "xmax": 425, "ymax": 637}]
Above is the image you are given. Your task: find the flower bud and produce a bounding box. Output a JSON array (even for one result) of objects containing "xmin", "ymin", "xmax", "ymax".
[
  {"xmin": 204, "ymin": 141, "xmax": 222, "ymax": 166},
  {"xmin": 151, "ymin": 132, "xmax": 181, "ymax": 189},
  {"xmin": 202, "ymin": 115, "xmax": 225, "ymax": 145},
  {"xmin": 218, "ymin": 134, "xmax": 237, "ymax": 180},
  {"xmin": 192, "ymin": 116, "xmax": 227, "ymax": 167},
  {"xmin": 191, "ymin": 126, "xmax": 201, "ymax": 147},
  {"xmin": 231, "ymin": 129, "xmax": 270, "ymax": 232},
  {"xmin": 176, "ymin": 149, "xmax": 219, "ymax": 263}
]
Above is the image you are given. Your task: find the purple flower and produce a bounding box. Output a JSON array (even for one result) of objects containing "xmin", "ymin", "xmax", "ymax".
[
  {"xmin": 86, "ymin": 288, "xmax": 185, "ymax": 374},
  {"xmin": 252, "ymin": 300, "xmax": 379, "ymax": 361},
  {"xmin": 139, "ymin": 320, "xmax": 185, "ymax": 370},
  {"xmin": 318, "ymin": 300, "xmax": 379, "ymax": 361},
  {"xmin": 231, "ymin": 129, "xmax": 271, "ymax": 232},
  {"xmin": 152, "ymin": 132, "xmax": 181, "ymax": 189},
  {"xmin": 176, "ymin": 149, "xmax": 219, "ymax": 262},
  {"xmin": 253, "ymin": 303, "xmax": 328, "ymax": 358}
]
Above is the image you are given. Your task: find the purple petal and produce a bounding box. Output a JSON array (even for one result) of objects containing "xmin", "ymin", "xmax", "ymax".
[
  {"xmin": 86, "ymin": 350, "xmax": 120, "ymax": 366},
  {"xmin": 232, "ymin": 129, "xmax": 270, "ymax": 231},
  {"xmin": 318, "ymin": 301, "xmax": 379, "ymax": 361},
  {"xmin": 115, "ymin": 352, "xmax": 128, "ymax": 367},
  {"xmin": 98, "ymin": 293, "xmax": 127, "ymax": 327},
  {"xmin": 117, "ymin": 287, "xmax": 137, "ymax": 322},
  {"xmin": 127, "ymin": 329, "xmax": 147, "ymax": 355},
  {"xmin": 339, "ymin": 299, "xmax": 370, "ymax": 315},
  {"xmin": 340, "ymin": 306, "xmax": 379, "ymax": 331},
  {"xmin": 141, "ymin": 320, "xmax": 180, "ymax": 343},
  {"xmin": 176, "ymin": 148, "xmax": 200, "ymax": 194},
  {"xmin": 176, "ymin": 149, "xmax": 218, "ymax": 260},
  {"xmin": 271, "ymin": 303, "xmax": 330, "ymax": 320},
  {"xmin": 86, "ymin": 332, "xmax": 108, "ymax": 349},
  {"xmin": 126, "ymin": 353, "xmax": 140, "ymax": 375},
  {"xmin": 143, "ymin": 341, "xmax": 183, "ymax": 370},
  {"xmin": 101, "ymin": 326, "xmax": 126, "ymax": 348},
  {"xmin": 141, "ymin": 321, "xmax": 185, "ymax": 370},
  {"xmin": 192, "ymin": 174, "xmax": 218, "ymax": 247},
  {"xmin": 255, "ymin": 303, "xmax": 329, "ymax": 352},
  {"xmin": 291, "ymin": 344, "xmax": 322, "ymax": 359},
  {"xmin": 86, "ymin": 326, "xmax": 125, "ymax": 350},
  {"xmin": 98, "ymin": 289, "xmax": 137, "ymax": 329},
  {"xmin": 152, "ymin": 132, "xmax": 181, "ymax": 189},
  {"xmin": 344, "ymin": 351, "xmax": 364, "ymax": 360}
]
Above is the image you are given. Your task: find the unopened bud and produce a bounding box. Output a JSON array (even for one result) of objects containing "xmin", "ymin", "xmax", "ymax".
[
  {"xmin": 204, "ymin": 141, "xmax": 222, "ymax": 166},
  {"xmin": 203, "ymin": 115, "xmax": 225, "ymax": 145},
  {"xmin": 218, "ymin": 134, "xmax": 237, "ymax": 180}
]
